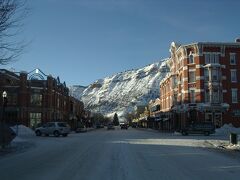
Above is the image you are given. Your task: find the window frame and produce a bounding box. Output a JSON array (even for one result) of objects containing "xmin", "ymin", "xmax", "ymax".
[
  {"xmin": 231, "ymin": 88, "xmax": 238, "ymax": 103},
  {"xmin": 189, "ymin": 54, "xmax": 194, "ymax": 64},
  {"xmin": 230, "ymin": 69, "xmax": 237, "ymax": 82},
  {"xmin": 230, "ymin": 53, "xmax": 236, "ymax": 65},
  {"xmin": 188, "ymin": 71, "xmax": 196, "ymax": 83}
]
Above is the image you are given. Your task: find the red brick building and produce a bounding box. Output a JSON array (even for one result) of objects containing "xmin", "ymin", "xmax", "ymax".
[
  {"xmin": 153, "ymin": 40, "xmax": 240, "ymax": 130},
  {"xmin": 0, "ymin": 68, "xmax": 86, "ymax": 129}
]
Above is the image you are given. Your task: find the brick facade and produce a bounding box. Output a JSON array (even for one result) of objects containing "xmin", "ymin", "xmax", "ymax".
[
  {"xmin": 150, "ymin": 41, "xmax": 240, "ymax": 130},
  {"xmin": 0, "ymin": 69, "xmax": 87, "ymax": 129}
]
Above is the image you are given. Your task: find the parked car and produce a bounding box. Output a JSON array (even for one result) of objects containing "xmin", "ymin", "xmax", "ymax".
[
  {"xmin": 107, "ymin": 123, "xmax": 115, "ymax": 130},
  {"xmin": 75, "ymin": 126, "xmax": 87, "ymax": 133},
  {"xmin": 121, "ymin": 123, "xmax": 128, "ymax": 130},
  {"xmin": 181, "ymin": 122, "xmax": 215, "ymax": 136},
  {"xmin": 35, "ymin": 122, "xmax": 71, "ymax": 137},
  {"xmin": 96, "ymin": 123, "xmax": 104, "ymax": 129}
]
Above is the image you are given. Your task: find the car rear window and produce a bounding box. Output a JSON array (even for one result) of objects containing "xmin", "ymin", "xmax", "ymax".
[{"xmin": 58, "ymin": 123, "xmax": 67, "ymax": 127}]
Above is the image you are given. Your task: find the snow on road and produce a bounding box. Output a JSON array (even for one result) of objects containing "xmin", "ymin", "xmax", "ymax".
[{"xmin": 1, "ymin": 128, "xmax": 240, "ymax": 180}]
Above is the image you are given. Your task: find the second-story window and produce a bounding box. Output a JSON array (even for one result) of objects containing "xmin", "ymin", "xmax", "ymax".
[
  {"xmin": 31, "ymin": 94, "xmax": 42, "ymax": 106},
  {"xmin": 230, "ymin": 53, "xmax": 236, "ymax": 65},
  {"xmin": 230, "ymin": 69, "xmax": 237, "ymax": 82},
  {"xmin": 188, "ymin": 71, "xmax": 196, "ymax": 83},
  {"xmin": 212, "ymin": 69, "xmax": 219, "ymax": 81},
  {"xmin": 231, "ymin": 88, "xmax": 238, "ymax": 103}
]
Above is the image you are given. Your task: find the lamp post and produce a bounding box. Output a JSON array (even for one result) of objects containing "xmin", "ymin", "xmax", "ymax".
[{"xmin": 1, "ymin": 91, "xmax": 7, "ymax": 148}]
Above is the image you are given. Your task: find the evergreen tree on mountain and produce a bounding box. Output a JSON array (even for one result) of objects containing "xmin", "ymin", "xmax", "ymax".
[{"xmin": 113, "ymin": 113, "xmax": 119, "ymax": 126}]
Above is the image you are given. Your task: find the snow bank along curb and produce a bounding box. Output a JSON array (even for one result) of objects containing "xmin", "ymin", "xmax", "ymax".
[{"xmin": 10, "ymin": 125, "xmax": 35, "ymax": 143}]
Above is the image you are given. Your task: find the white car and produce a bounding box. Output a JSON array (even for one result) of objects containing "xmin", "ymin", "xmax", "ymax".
[{"xmin": 35, "ymin": 122, "xmax": 71, "ymax": 137}]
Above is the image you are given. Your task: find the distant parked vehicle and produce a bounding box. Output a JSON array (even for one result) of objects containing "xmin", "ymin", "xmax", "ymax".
[
  {"xmin": 75, "ymin": 126, "xmax": 87, "ymax": 133},
  {"xmin": 181, "ymin": 122, "xmax": 215, "ymax": 136},
  {"xmin": 107, "ymin": 123, "xmax": 115, "ymax": 130},
  {"xmin": 35, "ymin": 122, "xmax": 71, "ymax": 137},
  {"xmin": 121, "ymin": 123, "xmax": 128, "ymax": 130},
  {"xmin": 96, "ymin": 123, "xmax": 104, "ymax": 129}
]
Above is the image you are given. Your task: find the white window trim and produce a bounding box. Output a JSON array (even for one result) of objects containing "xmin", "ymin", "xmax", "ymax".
[
  {"xmin": 188, "ymin": 53, "xmax": 194, "ymax": 64},
  {"xmin": 204, "ymin": 52, "xmax": 220, "ymax": 64},
  {"xmin": 230, "ymin": 53, "xmax": 236, "ymax": 65},
  {"xmin": 231, "ymin": 88, "xmax": 238, "ymax": 103},
  {"xmin": 230, "ymin": 69, "xmax": 237, "ymax": 83}
]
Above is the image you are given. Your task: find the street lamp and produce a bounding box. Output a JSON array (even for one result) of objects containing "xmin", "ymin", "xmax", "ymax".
[{"xmin": 1, "ymin": 91, "xmax": 7, "ymax": 148}]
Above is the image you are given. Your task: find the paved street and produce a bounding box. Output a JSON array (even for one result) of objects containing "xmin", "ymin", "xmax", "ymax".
[{"xmin": 0, "ymin": 128, "xmax": 240, "ymax": 180}]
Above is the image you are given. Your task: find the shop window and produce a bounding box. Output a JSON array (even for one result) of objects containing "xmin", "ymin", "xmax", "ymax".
[{"xmin": 30, "ymin": 113, "xmax": 42, "ymax": 129}]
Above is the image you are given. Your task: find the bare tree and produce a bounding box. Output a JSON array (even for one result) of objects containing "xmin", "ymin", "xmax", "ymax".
[{"xmin": 0, "ymin": 0, "xmax": 28, "ymax": 65}]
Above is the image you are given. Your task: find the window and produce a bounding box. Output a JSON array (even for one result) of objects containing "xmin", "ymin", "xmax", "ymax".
[
  {"xmin": 189, "ymin": 89, "xmax": 195, "ymax": 103},
  {"xmin": 231, "ymin": 89, "xmax": 238, "ymax": 103},
  {"xmin": 188, "ymin": 71, "xmax": 196, "ymax": 83},
  {"xmin": 30, "ymin": 113, "xmax": 41, "ymax": 128},
  {"xmin": 189, "ymin": 54, "xmax": 194, "ymax": 64},
  {"xmin": 205, "ymin": 90, "xmax": 210, "ymax": 103},
  {"xmin": 31, "ymin": 94, "xmax": 42, "ymax": 106},
  {"xmin": 230, "ymin": 69, "xmax": 237, "ymax": 82},
  {"xmin": 205, "ymin": 54, "xmax": 210, "ymax": 64},
  {"xmin": 214, "ymin": 54, "xmax": 219, "ymax": 63},
  {"xmin": 230, "ymin": 53, "xmax": 236, "ymax": 65},
  {"xmin": 212, "ymin": 69, "xmax": 219, "ymax": 81},
  {"xmin": 205, "ymin": 53, "xmax": 219, "ymax": 64},
  {"xmin": 212, "ymin": 90, "xmax": 219, "ymax": 103},
  {"xmin": 204, "ymin": 69, "xmax": 209, "ymax": 81}
]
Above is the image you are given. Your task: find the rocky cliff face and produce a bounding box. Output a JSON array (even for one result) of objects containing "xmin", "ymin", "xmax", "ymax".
[{"xmin": 69, "ymin": 59, "xmax": 169, "ymax": 120}]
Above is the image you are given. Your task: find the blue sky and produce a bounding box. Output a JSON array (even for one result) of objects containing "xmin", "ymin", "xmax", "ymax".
[{"xmin": 4, "ymin": 0, "xmax": 240, "ymax": 86}]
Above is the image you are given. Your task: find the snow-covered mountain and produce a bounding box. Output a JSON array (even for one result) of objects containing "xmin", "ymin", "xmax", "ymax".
[
  {"xmin": 69, "ymin": 85, "xmax": 87, "ymax": 99},
  {"xmin": 70, "ymin": 59, "xmax": 169, "ymax": 120}
]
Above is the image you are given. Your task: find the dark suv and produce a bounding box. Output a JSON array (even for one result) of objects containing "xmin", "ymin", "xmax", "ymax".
[{"xmin": 181, "ymin": 122, "xmax": 215, "ymax": 136}]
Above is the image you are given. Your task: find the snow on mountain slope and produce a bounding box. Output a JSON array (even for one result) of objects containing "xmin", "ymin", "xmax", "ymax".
[
  {"xmin": 73, "ymin": 59, "xmax": 169, "ymax": 119},
  {"xmin": 69, "ymin": 85, "xmax": 87, "ymax": 100}
]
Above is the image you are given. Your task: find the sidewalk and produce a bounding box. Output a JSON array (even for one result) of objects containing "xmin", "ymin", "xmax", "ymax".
[{"xmin": 136, "ymin": 127, "xmax": 240, "ymax": 152}]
